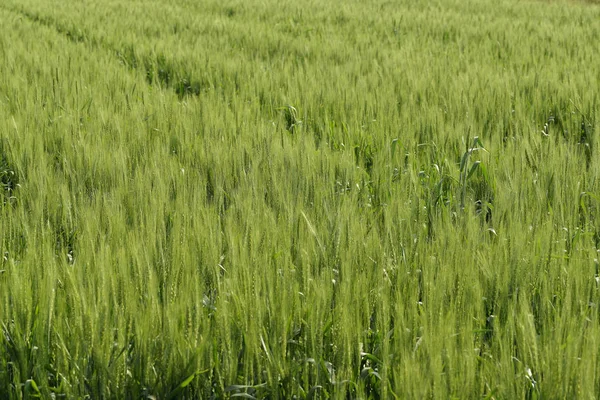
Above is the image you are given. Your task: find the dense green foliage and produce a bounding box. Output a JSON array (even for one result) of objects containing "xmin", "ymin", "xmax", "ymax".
[{"xmin": 0, "ymin": 0, "xmax": 599, "ymax": 398}]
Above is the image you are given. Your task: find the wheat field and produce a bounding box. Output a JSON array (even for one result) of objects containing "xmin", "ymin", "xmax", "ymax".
[{"xmin": 1, "ymin": 0, "xmax": 599, "ymax": 398}]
